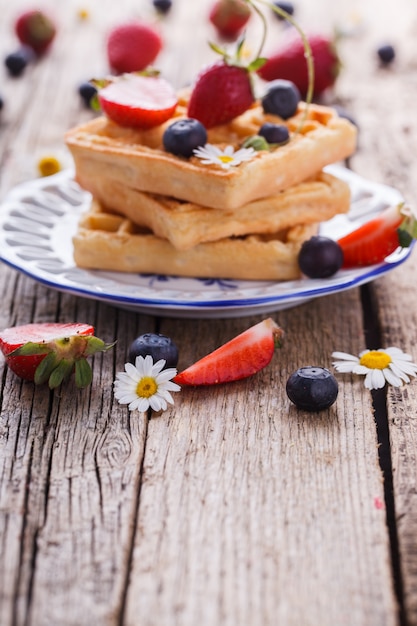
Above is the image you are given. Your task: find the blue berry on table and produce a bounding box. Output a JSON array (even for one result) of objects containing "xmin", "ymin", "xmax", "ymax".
[
  {"xmin": 78, "ymin": 81, "xmax": 98, "ymax": 108},
  {"xmin": 272, "ymin": 1, "xmax": 295, "ymax": 19},
  {"xmin": 377, "ymin": 44, "xmax": 395, "ymax": 65},
  {"xmin": 298, "ymin": 236, "xmax": 344, "ymax": 279},
  {"xmin": 286, "ymin": 367, "xmax": 338, "ymax": 411},
  {"xmin": 4, "ymin": 47, "xmax": 33, "ymax": 77},
  {"xmin": 128, "ymin": 333, "xmax": 179, "ymax": 369},
  {"xmin": 153, "ymin": 0, "xmax": 172, "ymax": 14},
  {"xmin": 163, "ymin": 118, "xmax": 207, "ymax": 158},
  {"xmin": 258, "ymin": 122, "xmax": 289, "ymax": 145},
  {"xmin": 261, "ymin": 79, "xmax": 301, "ymax": 119}
]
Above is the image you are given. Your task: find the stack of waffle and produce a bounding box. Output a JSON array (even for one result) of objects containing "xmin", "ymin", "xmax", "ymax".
[{"xmin": 65, "ymin": 92, "xmax": 357, "ymax": 281}]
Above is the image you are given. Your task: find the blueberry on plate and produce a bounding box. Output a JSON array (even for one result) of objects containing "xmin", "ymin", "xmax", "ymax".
[
  {"xmin": 163, "ymin": 118, "xmax": 207, "ymax": 158},
  {"xmin": 128, "ymin": 333, "xmax": 179, "ymax": 369},
  {"xmin": 261, "ymin": 80, "xmax": 301, "ymax": 119},
  {"xmin": 298, "ymin": 236, "xmax": 344, "ymax": 279},
  {"xmin": 377, "ymin": 44, "xmax": 395, "ymax": 65},
  {"xmin": 286, "ymin": 366, "xmax": 338, "ymax": 412},
  {"xmin": 153, "ymin": 0, "xmax": 172, "ymax": 14},
  {"xmin": 258, "ymin": 122, "xmax": 290, "ymax": 145}
]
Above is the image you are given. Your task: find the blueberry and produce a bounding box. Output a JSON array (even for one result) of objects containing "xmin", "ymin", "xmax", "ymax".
[
  {"xmin": 258, "ymin": 122, "xmax": 289, "ymax": 145},
  {"xmin": 286, "ymin": 367, "xmax": 338, "ymax": 412},
  {"xmin": 298, "ymin": 236, "xmax": 344, "ymax": 279},
  {"xmin": 128, "ymin": 333, "xmax": 179, "ymax": 368},
  {"xmin": 153, "ymin": 0, "xmax": 172, "ymax": 14},
  {"xmin": 377, "ymin": 44, "xmax": 395, "ymax": 65},
  {"xmin": 272, "ymin": 1, "xmax": 295, "ymax": 19},
  {"xmin": 163, "ymin": 118, "xmax": 207, "ymax": 158},
  {"xmin": 4, "ymin": 47, "xmax": 33, "ymax": 77},
  {"xmin": 261, "ymin": 80, "xmax": 301, "ymax": 119},
  {"xmin": 78, "ymin": 81, "xmax": 98, "ymax": 108},
  {"xmin": 0, "ymin": 95, "xmax": 4, "ymax": 111}
]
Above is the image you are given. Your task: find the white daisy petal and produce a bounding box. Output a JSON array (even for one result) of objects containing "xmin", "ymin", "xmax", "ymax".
[
  {"xmin": 193, "ymin": 143, "xmax": 255, "ymax": 168},
  {"xmin": 383, "ymin": 368, "xmax": 405, "ymax": 387},
  {"xmin": 331, "ymin": 351, "xmax": 359, "ymax": 362}
]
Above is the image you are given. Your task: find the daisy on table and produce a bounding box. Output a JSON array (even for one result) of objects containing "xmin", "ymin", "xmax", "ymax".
[
  {"xmin": 332, "ymin": 347, "xmax": 417, "ymax": 390},
  {"xmin": 114, "ymin": 355, "xmax": 180, "ymax": 412},
  {"xmin": 193, "ymin": 144, "xmax": 255, "ymax": 169}
]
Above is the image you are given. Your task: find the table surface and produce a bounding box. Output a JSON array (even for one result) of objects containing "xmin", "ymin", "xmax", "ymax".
[{"xmin": 1, "ymin": 1, "xmax": 417, "ymax": 625}]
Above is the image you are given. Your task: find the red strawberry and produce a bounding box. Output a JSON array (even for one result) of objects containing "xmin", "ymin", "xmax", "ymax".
[
  {"xmin": 257, "ymin": 31, "xmax": 340, "ymax": 98},
  {"xmin": 107, "ymin": 21, "xmax": 162, "ymax": 74},
  {"xmin": 337, "ymin": 204, "xmax": 417, "ymax": 268},
  {"xmin": 15, "ymin": 9, "xmax": 56, "ymax": 56},
  {"xmin": 209, "ymin": 0, "xmax": 251, "ymax": 41},
  {"xmin": 174, "ymin": 318, "xmax": 284, "ymax": 386},
  {"xmin": 0, "ymin": 322, "xmax": 114, "ymax": 388},
  {"xmin": 187, "ymin": 61, "xmax": 255, "ymax": 128},
  {"xmin": 97, "ymin": 74, "xmax": 178, "ymax": 129}
]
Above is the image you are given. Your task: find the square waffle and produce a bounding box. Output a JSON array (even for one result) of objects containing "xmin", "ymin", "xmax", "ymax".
[
  {"xmin": 73, "ymin": 200, "xmax": 320, "ymax": 281},
  {"xmin": 65, "ymin": 92, "xmax": 357, "ymax": 211},
  {"xmin": 85, "ymin": 170, "xmax": 350, "ymax": 250}
]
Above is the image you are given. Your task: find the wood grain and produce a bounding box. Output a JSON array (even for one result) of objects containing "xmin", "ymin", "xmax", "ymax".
[{"xmin": 0, "ymin": 0, "xmax": 416, "ymax": 624}]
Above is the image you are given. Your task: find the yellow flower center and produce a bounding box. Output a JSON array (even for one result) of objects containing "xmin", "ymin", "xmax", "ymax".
[
  {"xmin": 359, "ymin": 350, "xmax": 392, "ymax": 370},
  {"xmin": 218, "ymin": 155, "xmax": 234, "ymax": 164},
  {"xmin": 136, "ymin": 376, "xmax": 157, "ymax": 398}
]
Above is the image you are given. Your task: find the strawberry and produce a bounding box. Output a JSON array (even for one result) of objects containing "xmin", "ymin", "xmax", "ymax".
[
  {"xmin": 0, "ymin": 322, "xmax": 114, "ymax": 388},
  {"xmin": 97, "ymin": 74, "xmax": 178, "ymax": 129},
  {"xmin": 106, "ymin": 21, "xmax": 162, "ymax": 74},
  {"xmin": 257, "ymin": 31, "xmax": 340, "ymax": 98},
  {"xmin": 337, "ymin": 204, "xmax": 417, "ymax": 268},
  {"xmin": 15, "ymin": 9, "xmax": 56, "ymax": 56},
  {"xmin": 187, "ymin": 61, "xmax": 255, "ymax": 128},
  {"xmin": 209, "ymin": 0, "xmax": 251, "ymax": 41},
  {"xmin": 174, "ymin": 318, "xmax": 284, "ymax": 386}
]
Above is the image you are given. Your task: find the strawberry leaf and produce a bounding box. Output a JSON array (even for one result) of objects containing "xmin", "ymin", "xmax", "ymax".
[
  {"xmin": 75, "ymin": 359, "xmax": 93, "ymax": 388},
  {"xmin": 34, "ymin": 352, "xmax": 59, "ymax": 385},
  {"xmin": 48, "ymin": 359, "xmax": 74, "ymax": 389}
]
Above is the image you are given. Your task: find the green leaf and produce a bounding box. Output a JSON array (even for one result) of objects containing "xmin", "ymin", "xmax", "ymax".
[
  {"xmin": 34, "ymin": 352, "xmax": 59, "ymax": 385},
  {"xmin": 242, "ymin": 135, "xmax": 269, "ymax": 151},
  {"xmin": 10, "ymin": 341, "xmax": 52, "ymax": 357},
  {"xmin": 48, "ymin": 359, "xmax": 74, "ymax": 389},
  {"xmin": 247, "ymin": 57, "xmax": 267, "ymax": 72},
  {"xmin": 84, "ymin": 337, "xmax": 116, "ymax": 356},
  {"xmin": 75, "ymin": 359, "xmax": 93, "ymax": 389}
]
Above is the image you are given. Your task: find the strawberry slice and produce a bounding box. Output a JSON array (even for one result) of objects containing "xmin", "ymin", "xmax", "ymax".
[
  {"xmin": 174, "ymin": 318, "xmax": 284, "ymax": 386},
  {"xmin": 98, "ymin": 75, "xmax": 178, "ymax": 129},
  {"xmin": 337, "ymin": 203, "xmax": 417, "ymax": 268},
  {"xmin": 0, "ymin": 322, "xmax": 114, "ymax": 388}
]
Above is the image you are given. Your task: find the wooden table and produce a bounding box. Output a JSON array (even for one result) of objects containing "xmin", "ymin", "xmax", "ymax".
[{"xmin": 1, "ymin": 1, "xmax": 417, "ymax": 624}]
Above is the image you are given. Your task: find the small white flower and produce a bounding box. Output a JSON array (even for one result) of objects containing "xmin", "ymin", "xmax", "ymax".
[
  {"xmin": 114, "ymin": 354, "xmax": 180, "ymax": 412},
  {"xmin": 193, "ymin": 144, "xmax": 255, "ymax": 169},
  {"xmin": 332, "ymin": 347, "xmax": 417, "ymax": 390}
]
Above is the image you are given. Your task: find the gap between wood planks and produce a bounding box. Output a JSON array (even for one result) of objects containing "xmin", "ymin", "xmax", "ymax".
[{"xmin": 360, "ymin": 283, "xmax": 407, "ymax": 626}]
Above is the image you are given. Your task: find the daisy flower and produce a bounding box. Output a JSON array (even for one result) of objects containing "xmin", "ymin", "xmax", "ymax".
[
  {"xmin": 114, "ymin": 355, "xmax": 180, "ymax": 412},
  {"xmin": 332, "ymin": 347, "xmax": 417, "ymax": 390},
  {"xmin": 193, "ymin": 144, "xmax": 255, "ymax": 169}
]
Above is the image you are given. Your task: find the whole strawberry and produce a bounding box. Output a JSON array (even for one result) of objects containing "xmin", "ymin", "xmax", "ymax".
[
  {"xmin": 257, "ymin": 31, "xmax": 340, "ymax": 98},
  {"xmin": 209, "ymin": 0, "xmax": 251, "ymax": 41},
  {"xmin": 187, "ymin": 61, "xmax": 255, "ymax": 128},
  {"xmin": 107, "ymin": 21, "xmax": 163, "ymax": 74},
  {"xmin": 0, "ymin": 322, "xmax": 114, "ymax": 389},
  {"xmin": 15, "ymin": 9, "xmax": 56, "ymax": 56}
]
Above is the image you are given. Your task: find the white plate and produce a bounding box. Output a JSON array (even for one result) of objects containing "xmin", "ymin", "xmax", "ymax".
[{"xmin": 0, "ymin": 166, "xmax": 411, "ymax": 318}]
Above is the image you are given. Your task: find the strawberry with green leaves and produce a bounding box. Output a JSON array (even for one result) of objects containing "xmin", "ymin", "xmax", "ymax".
[
  {"xmin": 14, "ymin": 9, "xmax": 56, "ymax": 56},
  {"xmin": 106, "ymin": 21, "xmax": 163, "ymax": 74},
  {"xmin": 209, "ymin": 0, "xmax": 252, "ymax": 41},
  {"xmin": 174, "ymin": 318, "xmax": 284, "ymax": 386},
  {"xmin": 96, "ymin": 74, "xmax": 178, "ymax": 129},
  {"xmin": 337, "ymin": 203, "xmax": 417, "ymax": 268},
  {"xmin": 257, "ymin": 31, "xmax": 340, "ymax": 99},
  {"xmin": 0, "ymin": 323, "xmax": 114, "ymax": 389}
]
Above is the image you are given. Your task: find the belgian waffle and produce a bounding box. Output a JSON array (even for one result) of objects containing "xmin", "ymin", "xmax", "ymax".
[
  {"xmin": 73, "ymin": 200, "xmax": 320, "ymax": 281},
  {"xmin": 84, "ymin": 170, "xmax": 350, "ymax": 250},
  {"xmin": 65, "ymin": 93, "xmax": 357, "ymax": 211}
]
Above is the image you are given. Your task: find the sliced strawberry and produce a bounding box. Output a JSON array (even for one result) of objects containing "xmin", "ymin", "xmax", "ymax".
[
  {"xmin": 107, "ymin": 21, "xmax": 163, "ymax": 74},
  {"xmin": 0, "ymin": 322, "xmax": 114, "ymax": 388},
  {"xmin": 174, "ymin": 318, "xmax": 284, "ymax": 386},
  {"xmin": 257, "ymin": 32, "xmax": 340, "ymax": 98},
  {"xmin": 209, "ymin": 0, "xmax": 251, "ymax": 41},
  {"xmin": 337, "ymin": 204, "xmax": 417, "ymax": 268},
  {"xmin": 98, "ymin": 75, "xmax": 178, "ymax": 129},
  {"xmin": 187, "ymin": 61, "xmax": 254, "ymax": 128}
]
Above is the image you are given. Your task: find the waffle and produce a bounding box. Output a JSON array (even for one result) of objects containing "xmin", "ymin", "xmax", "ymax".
[
  {"xmin": 73, "ymin": 200, "xmax": 320, "ymax": 281},
  {"xmin": 65, "ymin": 93, "xmax": 357, "ymax": 211},
  {"xmin": 84, "ymin": 170, "xmax": 350, "ymax": 250}
]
